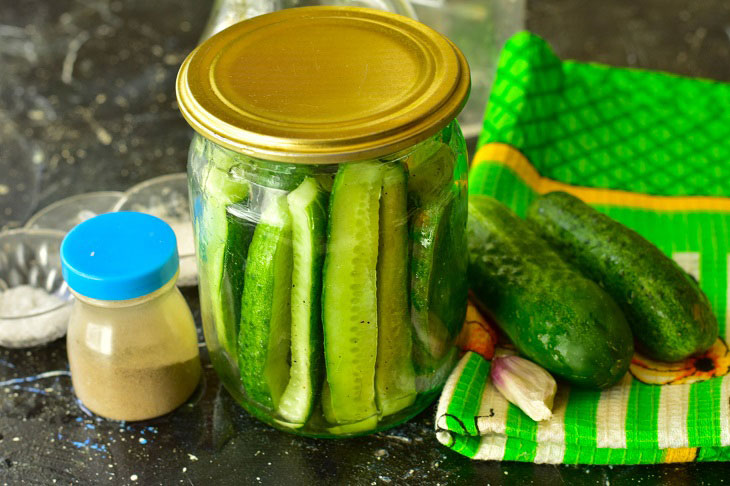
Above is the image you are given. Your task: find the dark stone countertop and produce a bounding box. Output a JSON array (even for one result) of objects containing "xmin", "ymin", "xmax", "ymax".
[{"xmin": 2, "ymin": 0, "xmax": 730, "ymax": 484}]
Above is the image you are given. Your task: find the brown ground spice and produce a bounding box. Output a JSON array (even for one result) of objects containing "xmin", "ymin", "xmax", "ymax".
[{"xmin": 70, "ymin": 351, "xmax": 201, "ymax": 421}]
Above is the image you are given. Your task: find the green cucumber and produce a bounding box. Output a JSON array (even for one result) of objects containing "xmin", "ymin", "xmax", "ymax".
[
  {"xmin": 527, "ymin": 191, "xmax": 719, "ymax": 362},
  {"xmin": 219, "ymin": 207, "xmax": 255, "ymax": 341},
  {"xmin": 321, "ymin": 379, "xmax": 379, "ymax": 435},
  {"xmin": 375, "ymin": 162, "xmax": 417, "ymax": 417},
  {"xmin": 413, "ymin": 184, "xmax": 468, "ymax": 392},
  {"xmin": 406, "ymin": 143, "xmax": 455, "ymax": 206},
  {"xmin": 407, "ymin": 140, "xmax": 467, "ymax": 391},
  {"xmin": 414, "ymin": 346, "xmax": 458, "ymax": 393},
  {"xmin": 321, "ymin": 161, "xmax": 383, "ymax": 427},
  {"xmin": 243, "ymin": 157, "xmax": 316, "ymax": 191},
  {"xmin": 467, "ymin": 195, "xmax": 634, "ymax": 389},
  {"xmin": 410, "ymin": 189, "xmax": 456, "ymax": 368},
  {"xmin": 238, "ymin": 191, "xmax": 293, "ymax": 409},
  {"xmin": 314, "ymin": 169, "xmax": 337, "ymax": 193},
  {"xmin": 201, "ymin": 147, "xmax": 250, "ymax": 357},
  {"xmin": 276, "ymin": 178, "xmax": 328, "ymax": 427},
  {"xmin": 430, "ymin": 185, "xmax": 469, "ymax": 339}
]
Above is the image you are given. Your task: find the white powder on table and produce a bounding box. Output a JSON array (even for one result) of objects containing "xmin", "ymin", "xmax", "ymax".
[{"xmin": 0, "ymin": 285, "xmax": 72, "ymax": 348}]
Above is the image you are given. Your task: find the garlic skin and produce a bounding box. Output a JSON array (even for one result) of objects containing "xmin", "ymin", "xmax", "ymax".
[{"xmin": 490, "ymin": 355, "xmax": 557, "ymax": 422}]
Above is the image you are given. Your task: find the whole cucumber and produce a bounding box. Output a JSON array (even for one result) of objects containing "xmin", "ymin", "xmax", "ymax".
[
  {"xmin": 527, "ymin": 191, "xmax": 718, "ymax": 362},
  {"xmin": 467, "ymin": 195, "xmax": 634, "ymax": 389}
]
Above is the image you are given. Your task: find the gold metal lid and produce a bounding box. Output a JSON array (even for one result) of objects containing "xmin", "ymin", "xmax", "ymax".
[{"xmin": 176, "ymin": 6, "xmax": 470, "ymax": 163}]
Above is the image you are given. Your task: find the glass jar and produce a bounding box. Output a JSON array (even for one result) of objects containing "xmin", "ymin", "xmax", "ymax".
[
  {"xmin": 61, "ymin": 212, "xmax": 202, "ymax": 421},
  {"xmin": 177, "ymin": 7, "xmax": 470, "ymax": 436}
]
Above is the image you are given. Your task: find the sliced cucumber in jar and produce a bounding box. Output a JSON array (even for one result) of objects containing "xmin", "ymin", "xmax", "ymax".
[
  {"xmin": 375, "ymin": 162, "xmax": 417, "ymax": 417},
  {"xmin": 406, "ymin": 143, "xmax": 455, "ymax": 206},
  {"xmin": 410, "ymin": 188, "xmax": 466, "ymax": 386},
  {"xmin": 321, "ymin": 379, "xmax": 379, "ymax": 435},
  {"xmin": 238, "ymin": 191, "xmax": 293, "ymax": 410},
  {"xmin": 414, "ymin": 346, "xmax": 459, "ymax": 393},
  {"xmin": 410, "ymin": 191, "xmax": 454, "ymax": 366},
  {"xmin": 219, "ymin": 207, "xmax": 255, "ymax": 345},
  {"xmin": 431, "ymin": 184, "xmax": 469, "ymax": 342},
  {"xmin": 276, "ymin": 178, "xmax": 328, "ymax": 427},
  {"xmin": 200, "ymin": 146, "xmax": 250, "ymax": 358},
  {"xmin": 321, "ymin": 161, "xmax": 383, "ymax": 428},
  {"xmin": 242, "ymin": 158, "xmax": 314, "ymax": 192}
]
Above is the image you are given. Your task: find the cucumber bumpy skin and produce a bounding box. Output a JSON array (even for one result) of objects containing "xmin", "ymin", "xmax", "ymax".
[
  {"xmin": 238, "ymin": 191, "xmax": 293, "ymax": 410},
  {"xmin": 321, "ymin": 161, "xmax": 383, "ymax": 429},
  {"xmin": 467, "ymin": 195, "xmax": 634, "ymax": 389},
  {"xmin": 527, "ymin": 191, "xmax": 718, "ymax": 362},
  {"xmin": 375, "ymin": 162, "xmax": 417, "ymax": 417},
  {"xmin": 276, "ymin": 178, "xmax": 328, "ymax": 427}
]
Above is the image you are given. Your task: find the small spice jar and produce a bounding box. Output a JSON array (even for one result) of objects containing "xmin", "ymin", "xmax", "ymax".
[
  {"xmin": 177, "ymin": 7, "xmax": 470, "ymax": 436},
  {"xmin": 61, "ymin": 212, "xmax": 202, "ymax": 421}
]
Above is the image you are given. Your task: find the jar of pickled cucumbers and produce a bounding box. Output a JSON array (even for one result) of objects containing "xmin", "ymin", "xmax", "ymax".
[{"xmin": 177, "ymin": 6, "xmax": 470, "ymax": 437}]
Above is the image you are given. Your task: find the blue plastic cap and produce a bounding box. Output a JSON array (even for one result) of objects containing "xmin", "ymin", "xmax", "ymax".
[{"xmin": 61, "ymin": 211, "xmax": 179, "ymax": 300}]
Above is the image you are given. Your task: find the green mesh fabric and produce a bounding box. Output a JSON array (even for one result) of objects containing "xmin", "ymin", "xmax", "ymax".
[{"xmin": 479, "ymin": 32, "xmax": 730, "ymax": 197}]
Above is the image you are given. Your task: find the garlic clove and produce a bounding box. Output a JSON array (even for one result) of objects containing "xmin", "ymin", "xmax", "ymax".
[{"xmin": 490, "ymin": 355, "xmax": 557, "ymax": 422}]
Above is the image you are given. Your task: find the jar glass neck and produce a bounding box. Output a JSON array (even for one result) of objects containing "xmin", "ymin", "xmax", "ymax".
[{"xmin": 70, "ymin": 273, "xmax": 178, "ymax": 308}]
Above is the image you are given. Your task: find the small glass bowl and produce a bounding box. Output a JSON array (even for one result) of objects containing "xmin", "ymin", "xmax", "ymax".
[
  {"xmin": 113, "ymin": 173, "xmax": 197, "ymax": 287},
  {"xmin": 25, "ymin": 191, "xmax": 124, "ymax": 233},
  {"xmin": 0, "ymin": 229, "xmax": 73, "ymax": 348}
]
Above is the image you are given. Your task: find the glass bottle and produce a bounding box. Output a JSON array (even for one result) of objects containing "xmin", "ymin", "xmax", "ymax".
[{"xmin": 62, "ymin": 212, "xmax": 201, "ymax": 421}]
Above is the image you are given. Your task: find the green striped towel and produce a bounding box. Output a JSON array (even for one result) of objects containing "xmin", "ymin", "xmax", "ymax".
[{"xmin": 435, "ymin": 31, "xmax": 730, "ymax": 464}]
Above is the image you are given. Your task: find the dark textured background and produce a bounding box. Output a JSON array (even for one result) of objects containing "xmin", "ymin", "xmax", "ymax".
[{"xmin": 1, "ymin": 1, "xmax": 730, "ymax": 484}]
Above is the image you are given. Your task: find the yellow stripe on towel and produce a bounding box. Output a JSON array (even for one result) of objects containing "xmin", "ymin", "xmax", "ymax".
[
  {"xmin": 473, "ymin": 143, "xmax": 730, "ymax": 211},
  {"xmin": 663, "ymin": 447, "xmax": 698, "ymax": 463}
]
